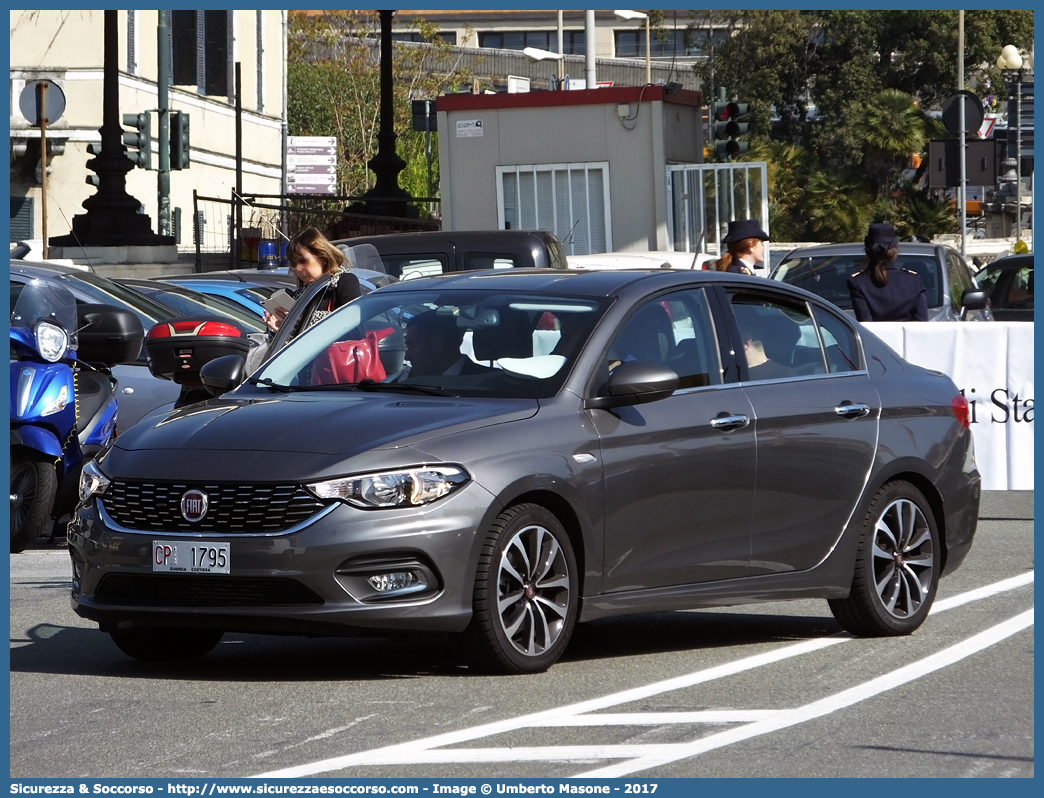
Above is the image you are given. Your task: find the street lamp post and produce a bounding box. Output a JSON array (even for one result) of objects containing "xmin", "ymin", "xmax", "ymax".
[
  {"xmin": 614, "ymin": 10, "xmax": 650, "ymax": 85},
  {"xmin": 996, "ymin": 45, "xmax": 1033, "ymax": 245},
  {"xmin": 523, "ymin": 45, "xmax": 564, "ymax": 90}
]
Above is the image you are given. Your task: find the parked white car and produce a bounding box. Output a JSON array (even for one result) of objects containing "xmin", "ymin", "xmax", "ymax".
[{"xmin": 567, "ymin": 251, "xmax": 718, "ymax": 271}]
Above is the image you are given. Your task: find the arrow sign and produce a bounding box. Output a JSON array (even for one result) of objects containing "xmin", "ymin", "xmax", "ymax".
[
  {"xmin": 290, "ymin": 164, "xmax": 336, "ymax": 175},
  {"xmin": 288, "ymin": 146, "xmax": 336, "ymax": 157},
  {"xmin": 288, "ymin": 154, "xmax": 336, "ymax": 166},
  {"xmin": 288, "ymin": 173, "xmax": 336, "ymax": 185},
  {"xmin": 288, "ymin": 182, "xmax": 337, "ymax": 195},
  {"xmin": 288, "ymin": 135, "xmax": 335, "ymax": 147}
]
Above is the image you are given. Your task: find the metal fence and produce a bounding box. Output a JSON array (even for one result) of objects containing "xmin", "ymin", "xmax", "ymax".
[
  {"xmin": 666, "ymin": 162, "xmax": 770, "ymax": 258},
  {"xmin": 191, "ymin": 190, "xmax": 440, "ymax": 271}
]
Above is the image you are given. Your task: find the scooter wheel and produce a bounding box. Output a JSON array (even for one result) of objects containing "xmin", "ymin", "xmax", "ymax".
[{"xmin": 10, "ymin": 453, "xmax": 57, "ymax": 554}]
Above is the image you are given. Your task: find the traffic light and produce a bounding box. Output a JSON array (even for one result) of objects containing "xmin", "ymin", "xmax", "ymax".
[
  {"xmin": 170, "ymin": 110, "xmax": 191, "ymax": 170},
  {"xmin": 712, "ymin": 101, "xmax": 751, "ymax": 161},
  {"xmin": 122, "ymin": 111, "xmax": 152, "ymax": 170}
]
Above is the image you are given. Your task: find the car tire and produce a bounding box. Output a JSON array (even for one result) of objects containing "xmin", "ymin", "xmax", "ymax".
[
  {"xmin": 829, "ymin": 481, "xmax": 939, "ymax": 637},
  {"xmin": 10, "ymin": 453, "xmax": 57, "ymax": 554},
  {"xmin": 109, "ymin": 627, "xmax": 224, "ymax": 662},
  {"xmin": 464, "ymin": 503, "xmax": 578, "ymax": 674}
]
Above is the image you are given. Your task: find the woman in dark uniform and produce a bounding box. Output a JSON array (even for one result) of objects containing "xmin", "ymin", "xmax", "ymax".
[
  {"xmin": 713, "ymin": 219, "xmax": 769, "ymax": 275},
  {"xmin": 847, "ymin": 222, "xmax": 928, "ymax": 322}
]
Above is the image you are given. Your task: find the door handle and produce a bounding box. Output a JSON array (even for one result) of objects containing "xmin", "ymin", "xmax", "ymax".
[
  {"xmin": 710, "ymin": 413, "xmax": 750, "ymax": 431},
  {"xmin": 835, "ymin": 402, "xmax": 871, "ymax": 418}
]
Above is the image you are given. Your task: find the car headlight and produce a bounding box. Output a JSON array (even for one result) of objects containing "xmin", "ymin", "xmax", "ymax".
[
  {"xmin": 306, "ymin": 465, "xmax": 470, "ymax": 509},
  {"xmin": 36, "ymin": 321, "xmax": 69, "ymax": 363},
  {"xmin": 79, "ymin": 459, "xmax": 111, "ymax": 504}
]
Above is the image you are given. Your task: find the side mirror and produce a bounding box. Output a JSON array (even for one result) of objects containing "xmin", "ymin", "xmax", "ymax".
[
  {"xmin": 960, "ymin": 287, "xmax": 989, "ymax": 319},
  {"xmin": 584, "ymin": 361, "xmax": 679, "ymax": 410},
  {"xmin": 199, "ymin": 354, "xmax": 247, "ymax": 396}
]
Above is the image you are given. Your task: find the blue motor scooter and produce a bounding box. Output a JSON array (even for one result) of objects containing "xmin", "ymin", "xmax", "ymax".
[{"xmin": 10, "ymin": 278, "xmax": 143, "ymax": 552}]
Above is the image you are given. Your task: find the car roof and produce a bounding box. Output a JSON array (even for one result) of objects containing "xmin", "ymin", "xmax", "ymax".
[
  {"xmin": 369, "ymin": 266, "xmax": 774, "ymax": 298},
  {"xmin": 782, "ymin": 242, "xmax": 942, "ymax": 258},
  {"xmin": 163, "ymin": 269, "xmax": 293, "ymax": 284},
  {"xmin": 332, "ymin": 229, "xmax": 557, "ymax": 246},
  {"xmin": 10, "ymin": 259, "xmax": 95, "ymax": 277},
  {"xmin": 981, "ymin": 254, "xmax": 1033, "ymax": 270}
]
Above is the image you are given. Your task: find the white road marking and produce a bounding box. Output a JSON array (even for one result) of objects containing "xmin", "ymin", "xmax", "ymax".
[
  {"xmin": 578, "ymin": 608, "xmax": 1033, "ymax": 777},
  {"xmin": 253, "ymin": 573, "xmax": 1033, "ymax": 779},
  {"xmin": 544, "ymin": 710, "xmax": 783, "ymax": 726}
]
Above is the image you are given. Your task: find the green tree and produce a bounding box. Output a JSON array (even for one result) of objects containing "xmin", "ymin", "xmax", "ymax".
[
  {"xmin": 800, "ymin": 168, "xmax": 875, "ymax": 242},
  {"xmin": 691, "ymin": 9, "xmax": 1032, "ymax": 239},
  {"xmin": 287, "ymin": 11, "xmax": 473, "ymax": 211},
  {"xmin": 855, "ymin": 89, "xmax": 927, "ymax": 198}
]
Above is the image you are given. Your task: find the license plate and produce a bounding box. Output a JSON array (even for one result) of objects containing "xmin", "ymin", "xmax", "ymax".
[{"xmin": 152, "ymin": 540, "xmax": 230, "ymax": 574}]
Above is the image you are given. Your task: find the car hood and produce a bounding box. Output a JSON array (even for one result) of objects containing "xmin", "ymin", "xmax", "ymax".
[{"xmin": 113, "ymin": 392, "xmax": 539, "ymax": 458}]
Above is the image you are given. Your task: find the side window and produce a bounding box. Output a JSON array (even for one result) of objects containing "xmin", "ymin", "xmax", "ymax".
[
  {"xmin": 947, "ymin": 252, "xmax": 973, "ymax": 309},
  {"xmin": 812, "ymin": 305, "xmax": 862, "ymax": 373},
  {"xmin": 463, "ymin": 253, "xmax": 519, "ymax": 270},
  {"xmin": 382, "ymin": 255, "xmax": 449, "ymax": 281},
  {"xmin": 730, "ymin": 293, "xmax": 822, "ymax": 381},
  {"xmin": 607, "ymin": 289, "xmax": 722, "ymax": 388}
]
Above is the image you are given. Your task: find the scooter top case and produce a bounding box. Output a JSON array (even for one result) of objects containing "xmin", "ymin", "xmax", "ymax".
[{"xmin": 144, "ymin": 317, "xmax": 252, "ymax": 385}]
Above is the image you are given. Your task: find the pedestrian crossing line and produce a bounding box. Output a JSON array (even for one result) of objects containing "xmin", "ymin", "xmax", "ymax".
[
  {"xmin": 544, "ymin": 710, "xmax": 783, "ymax": 726},
  {"xmin": 578, "ymin": 608, "xmax": 1033, "ymax": 777},
  {"xmin": 253, "ymin": 572, "xmax": 1033, "ymax": 779}
]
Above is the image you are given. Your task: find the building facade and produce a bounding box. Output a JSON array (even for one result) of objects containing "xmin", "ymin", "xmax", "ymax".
[
  {"xmin": 437, "ymin": 86, "xmax": 705, "ymax": 253},
  {"xmin": 10, "ymin": 10, "xmax": 286, "ymax": 250}
]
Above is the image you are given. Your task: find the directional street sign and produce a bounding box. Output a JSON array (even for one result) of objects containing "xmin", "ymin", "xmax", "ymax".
[
  {"xmin": 287, "ymin": 136, "xmax": 338, "ymax": 195},
  {"xmin": 289, "ymin": 164, "xmax": 336, "ymax": 175}
]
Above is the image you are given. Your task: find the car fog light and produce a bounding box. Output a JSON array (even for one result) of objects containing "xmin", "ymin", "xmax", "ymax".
[{"xmin": 368, "ymin": 571, "xmax": 424, "ymax": 594}]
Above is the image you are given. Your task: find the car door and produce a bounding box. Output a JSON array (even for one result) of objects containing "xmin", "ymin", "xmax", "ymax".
[
  {"xmin": 593, "ymin": 287, "xmax": 757, "ymax": 591},
  {"xmin": 946, "ymin": 248, "xmax": 991, "ymax": 320},
  {"xmin": 725, "ymin": 288, "xmax": 879, "ymax": 575}
]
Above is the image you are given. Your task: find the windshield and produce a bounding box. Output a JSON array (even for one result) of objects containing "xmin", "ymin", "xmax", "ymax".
[
  {"xmin": 150, "ymin": 288, "xmax": 266, "ymax": 332},
  {"xmin": 10, "ymin": 278, "xmax": 80, "ymax": 350},
  {"xmin": 249, "ymin": 289, "xmax": 611, "ymax": 399},
  {"xmin": 62, "ymin": 271, "xmax": 176, "ymax": 326},
  {"xmin": 773, "ymin": 252, "xmax": 943, "ymax": 310}
]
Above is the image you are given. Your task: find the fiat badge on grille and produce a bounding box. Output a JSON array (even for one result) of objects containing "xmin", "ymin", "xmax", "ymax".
[{"xmin": 180, "ymin": 489, "xmax": 209, "ymax": 523}]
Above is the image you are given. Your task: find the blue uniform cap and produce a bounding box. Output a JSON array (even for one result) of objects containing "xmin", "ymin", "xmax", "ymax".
[
  {"xmin": 865, "ymin": 223, "xmax": 898, "ymax": 254},
  {"xmin": 723, "ymin": 219, "xmax": 770, "ymax": 244}
]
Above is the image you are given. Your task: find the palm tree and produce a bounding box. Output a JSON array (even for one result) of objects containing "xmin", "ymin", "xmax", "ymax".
[
  {"xmin": 855, "ymin": 89, "xmax": 927, "ymax": 198},
  {"xmin": 801, "ymin": 168, "xmax": 874, "ymax": 241}
]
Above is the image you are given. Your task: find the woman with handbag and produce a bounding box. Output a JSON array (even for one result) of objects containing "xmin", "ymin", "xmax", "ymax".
[{"xmin": 264, "ymin": 227, "xmax": 361, "ymax": 333}]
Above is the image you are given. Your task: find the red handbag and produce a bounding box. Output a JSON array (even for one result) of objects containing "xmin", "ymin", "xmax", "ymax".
[{"xmin": 312, "ymin": 327, "xmax": 394, "ymax": 384}]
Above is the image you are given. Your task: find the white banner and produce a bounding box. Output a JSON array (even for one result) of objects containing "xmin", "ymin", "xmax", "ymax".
[{"xmin": 866, "ymin": 322, "xmax": 1034, "ymax": 491}]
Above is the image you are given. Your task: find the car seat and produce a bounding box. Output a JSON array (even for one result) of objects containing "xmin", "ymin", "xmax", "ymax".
[
  {"xmin": 472, "ymin": 308, "xmax": 533, "ymax": 363},
  {"xmin": 611, "ymin": 303, "xmax": 675, "ymax": 366}
]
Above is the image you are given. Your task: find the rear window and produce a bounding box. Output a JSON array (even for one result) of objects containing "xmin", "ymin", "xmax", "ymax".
[
  {"xmin": 380, "ymin": 254, "xmax": 450, "ymax": 281},
  {"xmin": 773, "ymin": 253, "xmax": 942, "ymax": 310}
]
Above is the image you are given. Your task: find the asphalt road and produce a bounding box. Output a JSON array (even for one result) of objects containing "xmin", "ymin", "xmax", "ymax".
[{"xmin": 9, "ymin": 492, "xmax": 1033, "ymax": 780}]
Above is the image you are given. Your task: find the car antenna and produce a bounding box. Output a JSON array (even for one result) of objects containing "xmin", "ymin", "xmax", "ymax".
[
  {"xmin": 224, "ymin": 183, "xmax": 291, "ymax": 242},
  {"xmin": 563, "ymin": 218, "xmax": 582, "ymax": 246},
  {"xmin": 56, "ymin": 205, "xmax": 96, "ymax": 272},
  {"xmin": 691, "ymin": 231, "xmax": 706, "ymax": 269}
]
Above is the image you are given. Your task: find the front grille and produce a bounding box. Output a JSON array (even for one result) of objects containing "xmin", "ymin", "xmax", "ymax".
[
  {"xmin": 95, "ymin": 574, "xmax": 324, "ymax": 606},
  {"xmin": 101, "ymin": 481, "xmax": 326, "ymax": 533}
]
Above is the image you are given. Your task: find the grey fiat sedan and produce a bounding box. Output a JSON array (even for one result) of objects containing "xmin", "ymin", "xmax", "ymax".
[{"xmin": 70, "ymin": 268, "xmax": 980, "ymax": 674}]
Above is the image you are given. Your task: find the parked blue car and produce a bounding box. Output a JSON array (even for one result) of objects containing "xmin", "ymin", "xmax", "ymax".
[{"xmin": 161, "ymin": 278, "xmax": 277, "ymax": 317}]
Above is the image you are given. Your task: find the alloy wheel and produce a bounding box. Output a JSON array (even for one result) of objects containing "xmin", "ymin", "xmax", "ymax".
[
  {"xmin": 495, "ymin": 523, "xmax": 572, "ymax": 657},
  {"xmin": 871, "ymin": 497, "xmax": 935, "ymax": 619}
]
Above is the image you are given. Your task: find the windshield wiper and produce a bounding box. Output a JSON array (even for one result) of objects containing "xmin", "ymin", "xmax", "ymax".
[
  {"xmin": 247, "ymin": 376, "xmax": 292, "ymax": 392},
  {"xmin": 353, "ymin": 380, "xmax": 454, "ymax": 397}
]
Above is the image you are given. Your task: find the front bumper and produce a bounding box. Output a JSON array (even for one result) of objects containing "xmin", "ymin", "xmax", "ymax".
[{"xmin": 68, "ymin": 481, "xmax": 499, "ymax": 636}]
